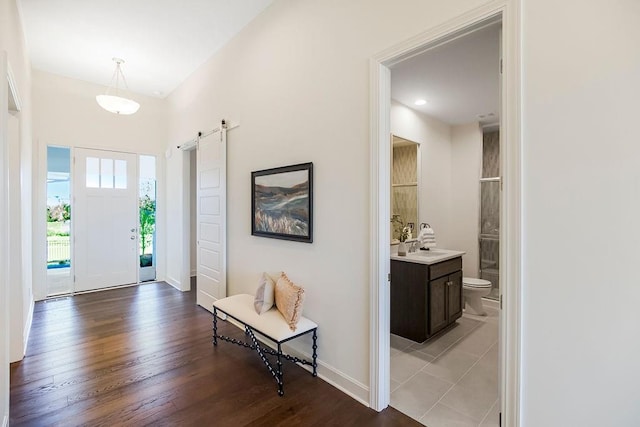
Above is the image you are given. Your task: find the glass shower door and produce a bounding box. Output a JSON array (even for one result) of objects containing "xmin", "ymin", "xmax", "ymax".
[{"xmin": 479, "ymin": 131, "xmax": 500, "ymax": 300}]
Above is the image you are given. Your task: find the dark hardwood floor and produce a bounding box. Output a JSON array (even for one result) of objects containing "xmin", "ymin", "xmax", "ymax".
[{"xmin": 10, "ymin": 282, "xmax": 419, "ymax": 426}]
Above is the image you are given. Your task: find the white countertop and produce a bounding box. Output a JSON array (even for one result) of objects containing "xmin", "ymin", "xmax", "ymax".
[{"xmin": 391, "ymin": 248, "xmax": 465, "ymax": 265}]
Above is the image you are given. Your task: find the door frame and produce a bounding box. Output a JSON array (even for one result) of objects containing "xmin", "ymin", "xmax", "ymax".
[
  {"xmin": 368, "ymin": 1, "xmax": 522, "ymax": 425},
  {"xmin": 1, "ymin": 50, "xmax": 11, "ymax": 427},
  {"xmin": 38, "ymin": 146, "xmax": 162, "ymax": 298}
]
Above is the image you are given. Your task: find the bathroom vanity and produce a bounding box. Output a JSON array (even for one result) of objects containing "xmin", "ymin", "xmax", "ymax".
[{"xmin": 390, "ymin": 249, "xmax": 465, "ymax": 343}]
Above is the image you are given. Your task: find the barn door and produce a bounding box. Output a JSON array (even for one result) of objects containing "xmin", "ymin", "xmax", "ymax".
[{"xmin": 197, "ymin": 124, "xmax": 227, "ymax": 310}]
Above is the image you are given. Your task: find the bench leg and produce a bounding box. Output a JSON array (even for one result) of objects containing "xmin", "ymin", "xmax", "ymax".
[
  {"xmin": 213, "ymin": 307, "xmax": 218, "ymax": 346},
  {"xmin": 312, "ymin": 329, "xmax": 318, "ymax": 377},
  {"xmin": 277, "ymin": 343, "xmax": 284, "ymax": 396},
  {"xmin": 212, "ymin": 310, "xmax": 316, "ymax": 397}
]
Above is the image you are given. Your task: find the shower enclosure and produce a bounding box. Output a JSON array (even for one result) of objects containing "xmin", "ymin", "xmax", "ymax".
[{"xmin": 479, "ymin": 130, "xmax": 500, "ymax": 300}]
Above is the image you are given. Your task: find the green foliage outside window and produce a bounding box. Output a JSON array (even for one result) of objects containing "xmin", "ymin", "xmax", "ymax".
[
  {"xmin": 47, "ymin": 202, "xmax": 70, "ymax": 223},
  {"xmin": 139, "ymin": 194, "xmax": 156, "ymax": 257}
]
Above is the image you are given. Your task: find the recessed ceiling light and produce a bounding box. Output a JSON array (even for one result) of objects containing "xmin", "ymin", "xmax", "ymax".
[{"xmin": 414, "ymin": 99, "xmax": 427, "ymax": 106}]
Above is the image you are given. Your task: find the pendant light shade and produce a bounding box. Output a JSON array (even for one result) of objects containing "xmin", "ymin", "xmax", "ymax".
[
  {"xmin": 96, "ymin": 94, "xmax": 140, "ymax": 115},
  {"xmin": 96, "ymin": 58, "xmax": 140, "ymax": 115}
]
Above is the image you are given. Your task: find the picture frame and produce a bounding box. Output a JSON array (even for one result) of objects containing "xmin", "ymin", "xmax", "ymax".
[{"xmin": 251, "ymin": 162, "xmax": 313, "ymax": 243}]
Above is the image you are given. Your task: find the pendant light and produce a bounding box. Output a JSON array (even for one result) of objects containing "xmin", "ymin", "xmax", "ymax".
[{"xmin": 96, "ymin": 58, "xmax": 140, "ymax": 115}]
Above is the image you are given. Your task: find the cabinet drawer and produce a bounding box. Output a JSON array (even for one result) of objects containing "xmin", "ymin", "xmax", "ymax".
[{"xmin": 429, "ymin": 257, "xmax": 462, "ymax": 279}]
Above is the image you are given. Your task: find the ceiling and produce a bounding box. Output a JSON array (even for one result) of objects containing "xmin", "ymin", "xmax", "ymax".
[
  {"xmin": 390, "ymin": 22, "xmax": 501, "ymax": 126},
  {"xmin": 18, "ymin": 0, "xmax": 273, "ymax": 98},
  {"xmin": 18, "ymin": 2, "xmax": 499, "ymax": 121}
]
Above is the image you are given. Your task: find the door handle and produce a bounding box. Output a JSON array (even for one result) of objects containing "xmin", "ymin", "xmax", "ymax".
[
  {"xmin": 130, "ymin": 236, "xmax": 135, "ymax": 240},
  {"xmin": 131, "ymin": 228, "xmax": 136, "ymax": 232}
]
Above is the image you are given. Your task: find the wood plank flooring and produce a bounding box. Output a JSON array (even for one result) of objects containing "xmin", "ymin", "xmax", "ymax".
[{"xmin": 10, "ymin": 282, "xmax": 419, "ymax": 426}]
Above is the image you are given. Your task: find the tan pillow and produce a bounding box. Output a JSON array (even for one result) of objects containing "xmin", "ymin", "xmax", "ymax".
[
  {"xmin": 275, "ymin": 272, "xmax": 305, "ymax": 331},
  {"xmin": 254, "ymin": 272, "xmax": 275, "ymax": 314}
]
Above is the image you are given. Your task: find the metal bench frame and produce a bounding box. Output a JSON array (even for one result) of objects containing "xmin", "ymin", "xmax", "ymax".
[{"xmin": 213, "ymin": 305, "xmax": 318, "ymax": 396}]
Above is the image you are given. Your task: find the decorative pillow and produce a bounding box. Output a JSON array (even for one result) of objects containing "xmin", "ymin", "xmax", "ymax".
[
  {"xmin": 254, "ymin": 272, "xmax": 276, "ymax": 314},
  {"xmin": 275, "ymin": 272, "xmax": 305, "ymax": 331}
]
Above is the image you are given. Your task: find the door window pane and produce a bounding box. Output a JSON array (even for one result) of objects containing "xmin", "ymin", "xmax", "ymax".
[
  {"xmin": 100, "ymin": 158, "xmax": 113, "ymax": 188},
  {"xmin": 86, "ymin": 157, "xmax": 99, "ymax": 188},
  {"xmin": 114, "ymin": 160, "xmax": 127, "ymax": 189}
]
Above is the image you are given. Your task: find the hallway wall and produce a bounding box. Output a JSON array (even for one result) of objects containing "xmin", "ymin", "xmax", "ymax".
[
  {"xmin": 520, "ymin": 1, "xmax": 640, "ymax": 425},
  {"xmin": 164, "ymin": 0, "xmax": 493, "ymax": 402},
  {"xmin": 0, "ymin": 0, "xmax": 34, "ymax": 418}
]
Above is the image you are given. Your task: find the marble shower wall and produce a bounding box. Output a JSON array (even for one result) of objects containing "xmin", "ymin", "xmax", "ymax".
[{"xmin": 392, "ymin": 142, "xmax": 418, "ymax": 236}]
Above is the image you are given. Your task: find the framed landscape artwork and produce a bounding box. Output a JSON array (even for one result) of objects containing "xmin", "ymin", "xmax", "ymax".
[{"xmin": 251, "ymin": 162, "xmax": 313, "ymax": 243}]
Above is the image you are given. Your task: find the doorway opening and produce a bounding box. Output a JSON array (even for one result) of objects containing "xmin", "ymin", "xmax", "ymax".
[
  {"xmin": 45, "ymin": 148, "xmax": 159, "ymax": 296},
  {"xmin": 370, "ymin": 5, "xmax": 521, "ymax": 426},
  {"xmin": 388, "ymin": 19, "xmax": 501, "ymax": 425}
]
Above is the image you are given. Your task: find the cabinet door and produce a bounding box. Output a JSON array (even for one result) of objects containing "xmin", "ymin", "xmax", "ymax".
[
  {"xmin": 391, "ymin": 260, "xmax": 428, "ymax": 342},
  {"xmin": 447, "ymin": 271, "xmax": 463, "ymax": 322},
  {"xmin": 429, "ymin": 275, "xmax": 449, "ymax": 335}
]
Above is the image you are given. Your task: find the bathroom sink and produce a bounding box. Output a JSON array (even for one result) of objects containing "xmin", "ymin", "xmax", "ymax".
[
  {"xmin": 412, "ymin": 249, "xmax": 444, "ymax": 257},
  {"xmin": 393, "ymin": 248, "xmax": 466, "ymax": 265}
]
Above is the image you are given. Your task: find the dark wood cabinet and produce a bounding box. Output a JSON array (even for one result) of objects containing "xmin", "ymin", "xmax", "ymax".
[{"xmin": 391, "ymin": 257, "xmax": 463, "ymax": 343}]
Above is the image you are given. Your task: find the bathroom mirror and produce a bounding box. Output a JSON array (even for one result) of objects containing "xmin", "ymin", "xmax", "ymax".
[{"xmin": 391, "ymin": 135, "xmax": 419, "ymax": 241}]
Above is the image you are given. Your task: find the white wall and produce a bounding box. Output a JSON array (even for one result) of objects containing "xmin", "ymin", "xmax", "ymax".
[
  {"xmin": 31, "ymin": 70, "xmax": 168, "ymax": 154},
  {"xmin": 0, "ymin": 0, "xmax": 32, "ymax": 417},
  {"xmin": 521, "ymin": 1, "xmax": 640, "ymax": 425},
  {"xmin": 390, "ymin": 100, "xmax": 454, "ymax": 248},
  {"xmin": 165, "ymin": 0, "xmax": 492, "ymax": 401},
  {"xmin": 31, "ymin": 70, "xmax": 169, "ymax": 299},
  {"xmin": 450, "ymin": 122, "xmax": 482, "ymax": 278}
]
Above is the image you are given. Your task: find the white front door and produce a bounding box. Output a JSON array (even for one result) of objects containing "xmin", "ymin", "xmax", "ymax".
[
  {"xmin": 74, "ymin": 148, "xmax": 138, "ymax": 292},
  {"xmin": 197, "ymin": 125, "xmax": 227, "ymax": 311}
]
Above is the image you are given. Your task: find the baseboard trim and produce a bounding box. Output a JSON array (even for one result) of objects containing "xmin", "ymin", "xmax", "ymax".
[
  {"xmin": 222, "ymin": 316, "xmax": 370, "ymax": 406},
  {"xmin": 197, "ymin": 290, "xmax": 216, "ymax": 314},
  {"xmin": 23, "ymin": 299, "xmax": 34, "ymax": 356},
  {"xmin": 290, "ymin": 345, "xmax": 370, "ymax": 406},
  {"xmin": 165, "ymin": 276, "xmax": 182, "ymax": 291},
  {"xmin": 482, "ymin": 297, "xmax": 500, "ymax": 310},
  {"xmin": 73, "ymin": 282, "xmax": 139, "ymax": 295}
]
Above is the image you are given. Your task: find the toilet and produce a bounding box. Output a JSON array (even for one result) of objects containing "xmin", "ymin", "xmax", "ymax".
[{"xmin": 462, "ymin": 277, "xmax": 492, "ymax": 316}]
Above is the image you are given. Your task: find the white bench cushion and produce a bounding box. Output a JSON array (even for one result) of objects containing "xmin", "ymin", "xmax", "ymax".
[{"xmin": 214, "ymin": 294, "xmax": 317, "ymax": 342}]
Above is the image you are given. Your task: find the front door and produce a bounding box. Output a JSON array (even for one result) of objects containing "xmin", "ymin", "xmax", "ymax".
[{"xmin": 74, "ymin": 148, "xmax": 138, "ymax": 292}]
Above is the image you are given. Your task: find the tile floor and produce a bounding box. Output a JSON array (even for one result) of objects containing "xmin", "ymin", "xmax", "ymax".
[{"xmin": 390, "ymin": 303, "xmax": 499, "ymax": 426}]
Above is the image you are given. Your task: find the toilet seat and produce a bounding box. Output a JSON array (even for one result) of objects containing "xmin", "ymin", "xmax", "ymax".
[{"xmin": 462, "ymin": 277, "xmax": 492, "ymax": 288}]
